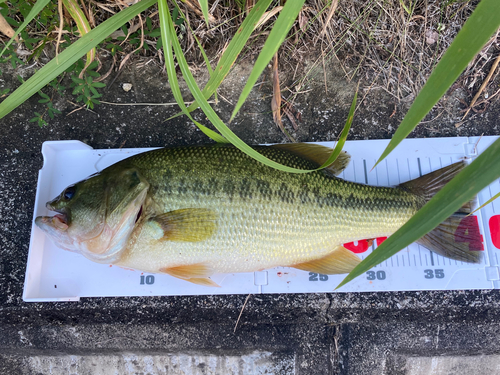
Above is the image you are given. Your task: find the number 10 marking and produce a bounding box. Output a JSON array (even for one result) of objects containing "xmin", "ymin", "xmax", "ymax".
[{"xmin": 140, "ymin": 275, "xmax": 155, "ymax": 285}]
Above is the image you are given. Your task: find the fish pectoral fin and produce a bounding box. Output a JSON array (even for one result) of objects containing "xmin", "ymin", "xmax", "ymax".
[
  {"xmin": 152, "ymin": 208, "xmax": 217, "ymax": 242},
  {"xmin": 270, "ymin": 143, "xmax": 351, "ymax": 176},
  {"xmin": 160, "ymin": 263, "xmax": 220, "ymax": 287},
  {"xmin": 292, "ymin": 246, "xmax": 361, "ymax": 274}
]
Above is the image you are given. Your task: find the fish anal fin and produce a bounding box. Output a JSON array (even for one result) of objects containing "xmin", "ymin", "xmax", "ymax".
[
  {"xmin": 271, "ymin": 143, "xmax": 351, "ymax": 176},
  {"xmin": 152, "ymin": 208, "xmax": 217, "ymax": 242},
  {"xmin": 292, "ymin": 245, "xmax": 361, "ymax": 274}
]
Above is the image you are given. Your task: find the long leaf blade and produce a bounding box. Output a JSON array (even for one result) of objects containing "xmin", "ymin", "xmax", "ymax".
[
  {"xmin": 158, "ymin": 0, "xmax": 226, "ymax": 143},
  {"xmin": 322, "ymin": 91, "xmax": 357, "ymax": 167},
  {"xmin": 164, "ymin": 2, "xmax": 350, "ymax": 173},
  {"xmin": 197, "ymin": 0, "xmax": 210, "ymax": 26},
  {"xmin": 230, "ymin": 0, "xmax": 305, "ymax": 121},
  {"xmin": 0, "ymin": 0, "xmax": 157, "ymax": 120},
  {"xmin": 337, "ymin": 137, "xmax": 500, "ymax": 289},
  {"xmin": 179, "ymin": 0, "xmax": 273, "ymax": 116},
  {"xmin": 470, "ymin": 191, "xmax": 500, "ymax": 216},
  {"xmin": 374, "ymin": 0, "xmax": 500, "ymax": 167},
  {"xmin": 62, "ymin": 0, "xmax": 96, "ymax": 71},
  {"xmin": 0, "ymin": 0, "xmax": 52, "ymax": 58}
]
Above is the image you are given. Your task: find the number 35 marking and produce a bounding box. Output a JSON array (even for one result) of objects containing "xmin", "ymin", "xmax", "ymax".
[{"xmin": 424, "ymin": 269, "xmax": 444, "ymax": 279}]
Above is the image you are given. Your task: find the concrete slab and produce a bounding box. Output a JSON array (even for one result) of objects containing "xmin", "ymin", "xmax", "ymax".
[
  {"xmin": 400, "ymin": 355, "xmax": 500, "ymax": 375},
  {"xmin": 1, "ymin": 350, "xmax": 294, "ymax": 375}
]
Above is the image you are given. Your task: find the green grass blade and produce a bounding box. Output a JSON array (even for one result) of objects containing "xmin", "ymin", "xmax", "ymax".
[
  {"xmin": 158, "ymin": 0, "xmax": 226, "ymax": 143},
  {"xmin": 322, "ymin": 91, "xmax": 357, "ymax": 167},
  {"xmin": 374, "ymin": 0, "xmax": 500, "ymax": 167},
  {"xmin": 0, "ymin": 0, "xmax": 52, "ymax": 58},
  {"xmin": 197, "ymin": 0, "xmax": 210, "ymax": 26},
  {"xmin": 230, "ymin": 0, "xmax": 306, "ymax": 121},
  {"xmin": 173, "ymin": 0, "xmax": 273, "ymax": 117},
  {"xmin": 165, "ymin": 2, "xmax": 345, "ymax": 173},
  {"xmin": 470, "ymin": 191, "xmax": 500, "ymax": 216},
  {"xmin": 337, "ymin": 137, "xmax": 500, "ymax": 289},
  {"xmin": 62, "ymin": 0, "xmax": 96, "ymax": 71},
  {"xmin": 0, "ymin": 0, "xmax": 157, "ymax": 120}
]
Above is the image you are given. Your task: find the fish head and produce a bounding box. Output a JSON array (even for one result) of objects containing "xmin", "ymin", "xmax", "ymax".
[{"xmin": 35, "ymin": 167, "xmax": 149, "ymax": 263}]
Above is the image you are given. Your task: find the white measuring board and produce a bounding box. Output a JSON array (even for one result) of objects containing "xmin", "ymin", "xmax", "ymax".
[{"xmin": 23, "ymin": 137, "xmax": 499, "ymax": 301}]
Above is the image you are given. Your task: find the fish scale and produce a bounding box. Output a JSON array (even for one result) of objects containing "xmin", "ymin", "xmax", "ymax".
[{"xmin": 113, "ymin": 145, "xmax": 420, "ymax": 274}]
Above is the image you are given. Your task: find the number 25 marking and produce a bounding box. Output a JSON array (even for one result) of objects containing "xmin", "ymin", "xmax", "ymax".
[{"xmin": 309, "ymin": 272, "xmax": 329, "ymax": 281}]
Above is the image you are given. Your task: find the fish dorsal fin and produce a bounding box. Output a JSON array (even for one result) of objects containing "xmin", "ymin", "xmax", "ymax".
[
  {"xmin": 151, "ymin": 208, "xmax": 217, "ymax": 242},
  {"xmin": 271, "ymin": 143, "xmax": 351, "ymax": 176},
  {"xmin": 160, "ymin": 263, "xmax": 220, "ymax": 287},
  {"xmin": 292, "ymin": 246, "xmax": 361, "ymax": 274}
]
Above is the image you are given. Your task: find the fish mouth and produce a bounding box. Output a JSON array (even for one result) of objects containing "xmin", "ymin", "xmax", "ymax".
[
  {"xmin": 35, "ymin": 203, "xmax": 70, "ymax": 231},
  {"xmin": 36, "ymin": 213, "xmax": 69, "ymax": 231}
]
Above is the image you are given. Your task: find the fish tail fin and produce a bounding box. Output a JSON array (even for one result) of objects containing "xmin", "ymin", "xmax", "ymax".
[
  {"xmin": 416, "ymin": 213, "xmax": 483, "ymax": 263},
  {"xmin": 399, "ymin": 161, "xmax": 482, "ymax": 263}
]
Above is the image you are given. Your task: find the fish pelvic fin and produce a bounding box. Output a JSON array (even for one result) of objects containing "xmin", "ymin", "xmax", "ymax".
[
  {"xmin": 399, "ymin": 161, "xmax": 482, "ymax": 263},
  {"xmin": 271, "ymin": 143, "xmax": 351, "ymax": 176},
  {"xmin": 292, "ymin": 246, "xmax": 361, "ymax": 274},
  {"xmin": 151, "ymin": 208, "xmax": 217, "ymax": 242},
  {"xmin": 160, "ymin": 263, "xmax": 221, "ymax": 287},
  {"xmin": 416, "ymin": 214, "xmax": 483, "ymax": 263}
]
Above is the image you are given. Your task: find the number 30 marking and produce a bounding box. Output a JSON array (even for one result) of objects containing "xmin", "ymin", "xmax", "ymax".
[{"xmin": 366, "ymin": 270, "xmax": 386, "ymax": 280}]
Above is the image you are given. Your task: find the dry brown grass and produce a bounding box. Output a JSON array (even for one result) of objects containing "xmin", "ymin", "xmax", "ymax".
[{"xmin": 11, "ymin": 1, "xmax": 498, "ymax": 112}]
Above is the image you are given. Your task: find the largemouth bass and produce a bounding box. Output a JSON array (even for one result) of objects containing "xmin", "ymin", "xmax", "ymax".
[{"xmin": 35, "ymin": 143, "xmax": 480, "ymax": 287}]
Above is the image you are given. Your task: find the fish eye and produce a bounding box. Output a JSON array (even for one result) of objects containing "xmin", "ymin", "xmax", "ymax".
[{"xmin": 63, "ymin": 186, "xmax": 76, "ymax": 200}]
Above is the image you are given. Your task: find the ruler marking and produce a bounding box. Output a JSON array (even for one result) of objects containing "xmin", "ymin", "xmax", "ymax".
[
  {"xmin": 363, "ymin": 159, "xmax": 368, "ymax": 184},
  {"xmin": 396, "ymin": 256, "xmax": 400, "ymax": 267},
  {"xmin": 417, "ymin": 158, "xmax": 422, "ymax": 177},
  {"xmin": 430, "ymin": 251, "xmax": 435, "ymax": 266},
  {"xmin": 402, "ymin": 255, "xmax": 405, "ymax": 267},
  {"xmin": 408, "ymin": 252, "xmax": 411, "ymax": 267},
  {"xmin": 488, "ymin": 185, "xmax": 494, "ymax": 213},
  {"xmin": 418, "ymin": 246, "xmax": 423, "ymax": 266},
  {"xmin": 437, "ymin": 255, "xmax": 440, "ymax": 266},
  {"xmin": 391, "ymin": 257, "xmax": 394, "ymax": 267},
  {"xmin": 396, "ymin": 159, "xmax": 402, "ymax": 183},
  {"xmin": 414, "ymin": 254, "xmax": 417, "ymax": 267},
  {"xmin": 425, "ymin": 253, "xmax": 428, "ymax": 266}
]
